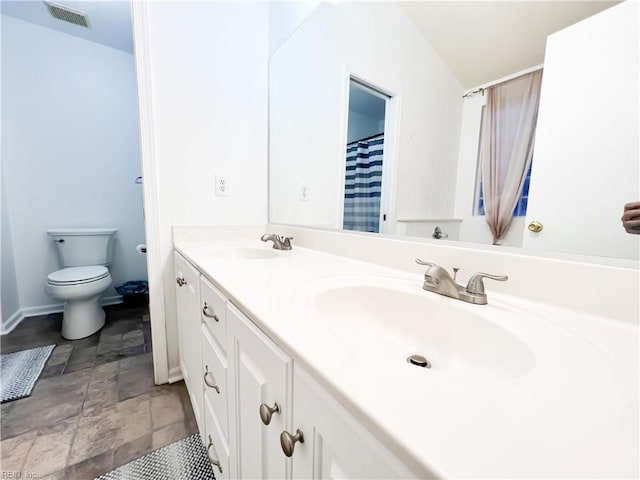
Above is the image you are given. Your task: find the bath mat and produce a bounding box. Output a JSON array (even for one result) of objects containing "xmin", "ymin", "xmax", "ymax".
[
  {"xmin": 0, "ymin": 344, "xmax": 55, "ymax": 403},
  {"xmin": 95, "ymin": 433, "xmax": 216, "ymax": 480}
]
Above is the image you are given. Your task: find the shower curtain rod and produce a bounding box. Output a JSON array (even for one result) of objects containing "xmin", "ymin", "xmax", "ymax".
[
  {"xmin": 347, "ymin": 132, "xmax": 384, "ymax": 145},
  {"xmin": 462, "ymin": 64, "xmax": 544, "ymax": 98}
]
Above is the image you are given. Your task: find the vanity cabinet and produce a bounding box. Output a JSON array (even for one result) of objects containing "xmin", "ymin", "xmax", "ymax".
[
  {"xmin": 227, "ymin": 303, "xmax": 292, "ymax": 479},
  {"xmin": 174, "ymin": 252, "xmax": 203, "ymax": 433},
  {"xmin": 174, "ymin": 250, "xmax": 413, "ymax": 479},
  {"xmin": 291, "ymin": 368, "xmax": 411, "ymax": 479}
]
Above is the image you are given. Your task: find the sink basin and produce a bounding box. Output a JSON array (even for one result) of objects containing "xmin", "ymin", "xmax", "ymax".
[
  {"xmin": 303, "ymin": 277, "xmax": 536, "ymax": 380},
  {"xmin": 206, "ymin": 247, "xmax": 280, "ymax": 260}
]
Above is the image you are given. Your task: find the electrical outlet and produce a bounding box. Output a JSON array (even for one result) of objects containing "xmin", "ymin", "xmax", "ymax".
[
  {"xmin": 215, "ymin": 174, "xmax": 230, "ymax": 196},
  {"xmin": 300, "ymin": 184, "xmax": 310, "ymax": 201}
]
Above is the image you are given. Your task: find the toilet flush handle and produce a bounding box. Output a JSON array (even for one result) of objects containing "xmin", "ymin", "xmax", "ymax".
[{"xmin": 53, "ymin": 239, "xmax": 65, "ymax": 243}]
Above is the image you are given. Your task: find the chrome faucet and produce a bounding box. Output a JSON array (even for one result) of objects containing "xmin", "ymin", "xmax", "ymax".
[
  {"xmin": 415, "ymin": 259, "xmax": 507, "ymax": 305},
  {"xmin": 261, "ymin": 233, "xmax": 293, "ymax": 250}
]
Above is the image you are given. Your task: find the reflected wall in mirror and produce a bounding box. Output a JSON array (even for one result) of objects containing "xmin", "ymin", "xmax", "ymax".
[{"xmin": 269, "ymin": 1, "xmax": 639, "ymax": 261}]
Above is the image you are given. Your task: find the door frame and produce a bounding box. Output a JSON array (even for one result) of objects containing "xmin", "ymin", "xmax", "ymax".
[
  {"xmin": 341, "ymin": 72, "xmax": 399, "ymax": 234},
  {"xmin": 131, "ymin": 1, "xmax": 169, "ymax": 385}
]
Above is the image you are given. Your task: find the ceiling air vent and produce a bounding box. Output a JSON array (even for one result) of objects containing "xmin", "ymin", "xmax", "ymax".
[{"xmin": 44, "ymin": 2, "xmax": 90, "ymax": 28}]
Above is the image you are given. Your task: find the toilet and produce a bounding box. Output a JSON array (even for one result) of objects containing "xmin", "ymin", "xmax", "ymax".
[{"xmin": 45, "ymin": 228, "xmax": 117, "ymax": 340}]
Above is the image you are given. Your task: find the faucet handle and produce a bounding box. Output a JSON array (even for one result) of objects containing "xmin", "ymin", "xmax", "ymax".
[
  {"xmin": 281, "ymin": 236, "xmax": 293, "ymax": 248},
  {"xmin": 415, "ymin": 258, "xmax": 436, "ymax": 267},
  {"xmin": 466, "ymin": 272, "xmax": 508, "ymax": 294}
]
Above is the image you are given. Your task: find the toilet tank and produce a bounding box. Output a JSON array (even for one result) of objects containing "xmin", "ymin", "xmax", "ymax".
[{"xmin": 47, "ymin": 228, "xmax": 118, "ymax": 267}]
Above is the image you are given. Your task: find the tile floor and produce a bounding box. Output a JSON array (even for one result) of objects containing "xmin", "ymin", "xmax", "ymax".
[{"xmin": 0, "ymin": 304, "xmax": 198, "ymax": 480}]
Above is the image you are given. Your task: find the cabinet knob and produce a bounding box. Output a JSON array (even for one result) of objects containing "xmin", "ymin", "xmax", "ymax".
[
  {"xmin": 259, "ymin": 402, "xmax": 280, "ymax": 425},
  {"xmin": 176, "ymin": 276, "xmax": 186, "ymax": 287},
  {"xmin": 203, "ymin": 366, "xmax": 220, "ymax": 394},
  {"xmin": 202, "ymin": 302, "xmax": 220, "ymax": 322},
  {"xmin": 207, "ymin": 435, "xmax": 223, "ymax": 474},
  {"xmin": 528, "ymin": 221, "xmax": 543, "ymax": 233},
  {"xmin": 280, "ymin": 428, "xmax": 304, "ymax": 457}
]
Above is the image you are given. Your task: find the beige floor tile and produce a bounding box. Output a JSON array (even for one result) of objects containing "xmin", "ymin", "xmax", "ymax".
[
  {"xmin": 116, "ymin": 373, "xmax": 155, "ymax": 402},
  {"xmin": 0, "ymin": 429, "xmax": 37, "ymax": 473},
  {"xmin": 69, "ymin": 394, "xmax": 151, "ymax": 465},
  {"xmin": 90, "ymin": 359, "xmax": 119, "ymax": 381},
  {"xmin": 151, "ymin": 421, "xmax": 189, "ymax": 450},
  {"xmin": 118, "ymin": 352, "xmax": 153, "ymax": 373},
  {"xmin": 112, "ymin": 434, "xmax": 153, "ymax": 468},
  {"xmin": 22, "ymin": 417, "xmax": 78, "ymax": 478},
  {"xmin": 150, "ymin": 385, "xmax": 185, "ymax": 430},
  {"xmin": 83, "ymin": 383, "xmax": 118, "ymax": 415},
  {"xmin": 38, "ymin": 470, "xmax": 68, "ymax": 480},
  {"xmin": 65, "ymin": 449, "xmax": 114, "ymax": 480},
  {"xmin": 83, "ymin": 362, "xmax": 119, "ymax": 414},
  {"xmin": 1, "ymin": 371, "xmax": 89, "ymax": 439}
]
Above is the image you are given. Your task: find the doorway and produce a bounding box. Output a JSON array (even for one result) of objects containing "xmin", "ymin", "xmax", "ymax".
[{"xmin": 343, "ymin": 79, "xmax": 390, "ymax": 234}]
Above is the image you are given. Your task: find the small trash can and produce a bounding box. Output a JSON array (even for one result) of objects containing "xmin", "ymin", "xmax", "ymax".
[{"xmin": 115, "ymin": 280, "xmax": 149, "ymax": 307}]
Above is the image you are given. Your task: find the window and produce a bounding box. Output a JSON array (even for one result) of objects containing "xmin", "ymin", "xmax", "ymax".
[
  {"xmin": 473, "ymin": 105, "xmax": 533, "ymax": 217},
  {"xmin": 476, "ymin": 162, "xmax": 532, "ymax": 216}
]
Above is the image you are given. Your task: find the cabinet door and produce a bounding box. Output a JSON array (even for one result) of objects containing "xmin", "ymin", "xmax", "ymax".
[
  {"xmin": 291, "ymin": 367, "xmax": 414, "ymax": 480},
  {"xmin": 174, "ymin": 252, "xmax": 203, "ymax": 433},
  {"xmin": 204, "ymin": 393, "xmax": 230, "ymax": 480},
  {"xmin": 227, "ymin": 303, "xmax": 292, "ymax": 480}
]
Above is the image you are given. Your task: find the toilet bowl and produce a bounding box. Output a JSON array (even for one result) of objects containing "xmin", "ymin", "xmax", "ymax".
[
  {"xmin": 46, "ymin": 266, "xmax": 113, "ymax": 340},
  {"xmin": 45, "ymin": 227, "xmax": 118, "ymax": 340}
]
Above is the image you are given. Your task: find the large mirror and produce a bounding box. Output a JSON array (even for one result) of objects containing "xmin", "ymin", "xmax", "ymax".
[{"xmin": 269, "ymin": 1, "xmax": 639, "ymax": 262}]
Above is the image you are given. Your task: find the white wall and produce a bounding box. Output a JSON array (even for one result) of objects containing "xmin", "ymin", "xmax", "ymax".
[
  {"xmin": 269, "ymin": 2, "xmax": 463, "ymax": 231},
  {"xmin": 135, "ymin": 1, "xmax": 269, "ymax": 377},
  {"xmin": 268, "ymin": 1, "xmax": 321, "ymax": 57},
  {"xmin": 1, "ymin": 15, "xmax": 147, "ymax": 327},
  {"xmin": 347, "ymin": 110, "xmax": 383, "ymax": 144}
]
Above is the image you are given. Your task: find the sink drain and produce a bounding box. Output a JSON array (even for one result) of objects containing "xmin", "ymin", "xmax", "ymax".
[{"xmin": 407, "ymin": 354, "xmax": 431, "ymax": 369}]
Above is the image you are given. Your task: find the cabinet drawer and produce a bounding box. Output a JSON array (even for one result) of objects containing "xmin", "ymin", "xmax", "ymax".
[
  {"xmin": 204, "ymin": 395, "xmax": 230, "ymax": 480},
  {"xmin": 200, "ymin": 276, "xmax": 228, "ymax": 353},
  {"xmin": 202, "ymin": 324, "xmax": 229, "ymax": 442}
]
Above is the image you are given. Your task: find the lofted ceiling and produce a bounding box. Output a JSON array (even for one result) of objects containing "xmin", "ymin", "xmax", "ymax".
[
  {"xmin": 1, "ymin": 1, "xmax": 622, "ymax": 86},
  {"xmin": 1, "ymin": 0, "xmax": 133, "ymax": 54},
  {"xmin": 398, "ymin": 1, "xmax": 620, "ymax": 88}
]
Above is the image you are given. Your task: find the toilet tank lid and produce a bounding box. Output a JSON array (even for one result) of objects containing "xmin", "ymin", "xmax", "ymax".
[{"xmin": 47, "ymin": 228, "xmax": 118, "ymax": 236}]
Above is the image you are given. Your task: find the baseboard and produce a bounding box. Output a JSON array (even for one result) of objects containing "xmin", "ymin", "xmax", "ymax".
[
  {"xmin": 101, "ymin": 295, "xmax": 124, "ymax": 307},
  {"xmin": 168, "ymin": 366, "xmax": 184, "ymax": 384},
  {"xmin": 0, "ymin": 309, "xmax": 23, "ymax": 336},
  {"xmin": 0, "ymin": 295, "xmax": 124, "ymax": 336}
]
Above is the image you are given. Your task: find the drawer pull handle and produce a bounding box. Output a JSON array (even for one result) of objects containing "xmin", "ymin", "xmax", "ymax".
[
  {"xmin": 207, "ymin": 435, "xmax": 223, "ymax": 474},
  {"xmin": 280, "ymin": 428, "xmax": 304, "ymax": 457},
  {"xmin": 176, "ymin": 276, "xmax": 186, "ymax": 287},
  {"xmin": 202, "ymin": 302, "xmax": 220, "ymax": 322},
  {"xmin": 203, "ymin": 366, "xmax": 220, "ymax": 394},
  {"xmin": 259, "ymin": 402, "xmax": 280, "ymax": 425}
]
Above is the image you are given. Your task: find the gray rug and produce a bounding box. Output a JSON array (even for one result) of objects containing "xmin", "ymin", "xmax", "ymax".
[
  {"xmin": 0, "ymin": 344, "xmax": 55, "ymax": 403},
  {"xmin": 95, "ymin": 433, "xmax": 216, "ymax": 480}
]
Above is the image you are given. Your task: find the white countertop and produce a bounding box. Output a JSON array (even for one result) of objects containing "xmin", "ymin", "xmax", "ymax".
[{"xmin": 174, "ymin": 237, "xmax": 639, "ymax": 479}]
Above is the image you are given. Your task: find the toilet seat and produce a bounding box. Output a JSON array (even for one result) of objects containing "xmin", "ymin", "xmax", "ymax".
[{"xmin": 47, "ymin": 266, "xmax": 109, "ymax": 286}]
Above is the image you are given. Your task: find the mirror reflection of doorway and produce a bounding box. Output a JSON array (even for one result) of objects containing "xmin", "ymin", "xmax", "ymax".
[{"xmin": 343, "ymin": 79, "xmax": 389, "ymax": 233}]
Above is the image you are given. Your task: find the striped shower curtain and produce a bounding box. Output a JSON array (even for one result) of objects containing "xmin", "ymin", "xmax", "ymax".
[{"xmin": 343, "ymin": 134, "xmax": 384, "ymax": 233}]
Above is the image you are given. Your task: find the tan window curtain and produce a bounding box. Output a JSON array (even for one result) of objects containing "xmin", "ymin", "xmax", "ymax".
[{"xmin": 480, "ymin": 69, "xmax": 543, "ymax": 244}]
